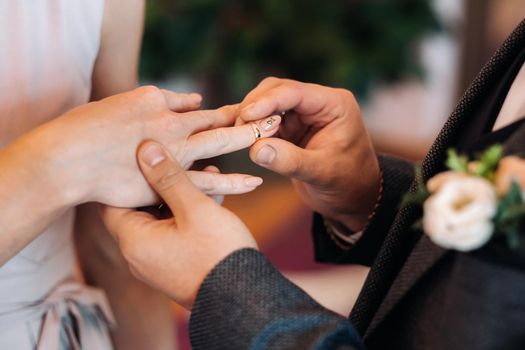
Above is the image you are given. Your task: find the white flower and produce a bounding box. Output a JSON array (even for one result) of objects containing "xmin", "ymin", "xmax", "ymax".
[
  {"xmin": 423, "ymin": 175, "xmax": 497, "ymax": 252},
  {"xmin": 426, "ymin": 171, "xmax": 469, "ymax": 193}
]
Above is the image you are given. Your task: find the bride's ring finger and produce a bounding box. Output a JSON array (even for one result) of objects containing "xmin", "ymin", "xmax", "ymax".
[{"xmin": 185, "ymin": 114, "xmax": 282, "ymax": 161}]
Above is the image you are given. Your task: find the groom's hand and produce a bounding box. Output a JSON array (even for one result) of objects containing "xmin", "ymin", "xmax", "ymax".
[
  {"xmin": 100, "ymin": 141, "xmax": 257, "ymax": 309},
  {"xmin": 239, "ymin": 78, "xmax": 380, "ymax": 232}
]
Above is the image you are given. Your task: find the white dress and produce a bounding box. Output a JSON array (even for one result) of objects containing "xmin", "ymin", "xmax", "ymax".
[{"xmin": 0, "ymin": 1, "xmax": 114, "ymax": 349}]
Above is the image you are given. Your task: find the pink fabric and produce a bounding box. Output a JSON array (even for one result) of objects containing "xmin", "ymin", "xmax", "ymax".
[
  {"xmin": 0, "ymin": 1, "xmax": 111, "ymax": 348},
  {"xmin": 0, "ymin": 279, "xmax": 115, "ymax": 349},
  {"xmin": 37, "ymin": 280, "xmax": 116, "ymax": 350}
]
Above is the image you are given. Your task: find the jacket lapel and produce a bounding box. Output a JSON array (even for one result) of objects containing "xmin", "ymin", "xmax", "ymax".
[
  {"xmin": 366, "ymin": 122, "xmax": 525, "ymax": 337},
  {"xmin": 366, "ymin": 237, "xmax": 447, "ymax": 336},
  {"xmin": 353, "ymin": 19, "xmax": 525, "ymax": 338}
]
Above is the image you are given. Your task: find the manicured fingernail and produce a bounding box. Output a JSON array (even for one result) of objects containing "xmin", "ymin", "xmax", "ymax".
[
  {"xmin": 259, "ymin": 115, "xmax": 281, "ymax": 131},
  {"xmin": 141, "ymin": 143, "xmax": 166, "ymax": 167},
  {"xmin": 244, "ymin": 176, "xmax": 263, "ymax": 187},
  {"xmin": 256, "ymin": 145, "xmax": 276, "ymax": 165}
]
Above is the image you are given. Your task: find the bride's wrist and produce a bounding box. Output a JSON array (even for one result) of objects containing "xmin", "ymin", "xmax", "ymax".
[{"xmin": 25, "ymin": 126, "xmax": 92, "ymax": 208}]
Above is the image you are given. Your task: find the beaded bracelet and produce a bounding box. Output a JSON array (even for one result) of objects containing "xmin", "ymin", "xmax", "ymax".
[{"xmin": 324, "ymin": 171, "xmax": 384, "ymax": 251}]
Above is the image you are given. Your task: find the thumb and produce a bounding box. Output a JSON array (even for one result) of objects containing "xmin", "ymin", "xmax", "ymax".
[
  {"xmin": 249, "ymin": 138, "xmax": 321, "ymax": 183},
  {"xmin": 137, "ymin": 141, "xmax": 208, "ymax": 217}
]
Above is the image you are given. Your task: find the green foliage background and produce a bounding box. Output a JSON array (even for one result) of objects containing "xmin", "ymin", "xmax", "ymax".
[{"xmin": 140, "ymin": 0, "xmax": 440, "ymax": 105}]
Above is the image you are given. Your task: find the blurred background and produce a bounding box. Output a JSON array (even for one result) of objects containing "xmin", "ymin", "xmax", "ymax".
[{"xmin": 138, "ymin": 0, "xmax": 525, "ymax": 348}]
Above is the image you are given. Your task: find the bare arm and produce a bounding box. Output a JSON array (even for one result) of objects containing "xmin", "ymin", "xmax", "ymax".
[
  {"xmin": 89, "ymin": 0, "xmax": 142, "ymax": 100},
  {"xmin": 75, "ymin": 0, "xmax": 176, "ymax": 348},
  {"xmin": 0, "ymin": 88, "xmax": 267, "ymax": 271},
  {"xmin": 0, "ymin": 132, "xmax": 78, "ymax": 266}
]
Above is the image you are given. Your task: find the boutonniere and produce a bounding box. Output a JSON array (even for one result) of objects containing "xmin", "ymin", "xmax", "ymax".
[{"xmin": 403, "ymin": 145, "xmax": 525, "ymax": 252}]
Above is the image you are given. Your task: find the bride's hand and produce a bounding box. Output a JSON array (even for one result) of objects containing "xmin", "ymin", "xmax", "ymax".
[{"xmin": 22, "ymin": 86, "xmax": 281, "ymax": 208}]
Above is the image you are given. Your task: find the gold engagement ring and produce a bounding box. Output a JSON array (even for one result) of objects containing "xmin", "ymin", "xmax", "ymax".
[{"xmin": 251, "ymin": 123, "xmax": 262, "ymax": 140}]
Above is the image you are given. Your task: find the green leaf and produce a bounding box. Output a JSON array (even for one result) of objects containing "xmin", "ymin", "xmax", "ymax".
[
  {"xmin": 445, "ymin": 148, "xmax": 468, "ymax": 173},
  {"xmin": 411, "ymin": 219, "xmax": 423, "ymax": 231},
  {"xmin": 414, "ymin": 166, "xmax": 425, "ymax": 188},
  {"xmin": 507, "ymin": 181, "xmax": 523, "ymax": 203},
  {"xmin": 474, "ymin": 144, "xmax": 503, "ymax": 179},
  {"xmin": 493, "ymin": 180, "xmax": 524, "ymax": 249},
  {"xmin": 400, "ymin": 189, "xmax": 430, "ymax": 208},
  {"xmin": 499, "ymin": 203, "xmax": 525, "ymax": 223},
  {"xmin": 495, "ymin": 181, "xmax": 523, "ymax": 222},
  {"xmin": 399, "ymin": 167, "xmax": 430, "ymax": 208}
]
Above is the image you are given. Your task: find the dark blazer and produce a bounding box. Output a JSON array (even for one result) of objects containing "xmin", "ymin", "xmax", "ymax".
[{"xmin": 189, "ymin": 19, "xmax": 525, "ymax": 350}]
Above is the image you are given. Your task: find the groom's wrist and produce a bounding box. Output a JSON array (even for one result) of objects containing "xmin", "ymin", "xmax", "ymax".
[{"xmin": 323, "ymin": 170, "xmax": 384, "ymax": 251}]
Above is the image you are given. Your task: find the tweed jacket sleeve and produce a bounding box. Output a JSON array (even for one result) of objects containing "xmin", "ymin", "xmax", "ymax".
[
  {"xmin": 312, "ymin": 155, "xmax": 415, "ymax": 266},
  {"xmin": 189, "ymin": 249, "xmax": 363, "ymax": 350}
]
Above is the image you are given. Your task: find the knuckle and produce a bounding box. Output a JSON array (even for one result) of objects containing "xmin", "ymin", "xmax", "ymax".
[
  {"xmin": 213, "ymin": 128, "xmax": 229, "ymax": 150},
  {"xmin": 136, "ymin": 85, "xmax": 164, "ymax": 105},
  {"xmin": 260, "ymin": 76, "xmax": 281, "ymax": 87},
  {"xmin": 195, "ymin": 111, "xmax": 214, "ymax": 130},
  {"xmin": 180, "ymin": 111, "xmax": 214, "ymax": 133},
  {"xmin": 138, "ymin": 85, "xmax": 161, "ymax": 96},
  {"xmin": 283, "ymin": 83, "xmax": 301, "ymax": 96},
  {"xmin": 199, "ymin": 174, "xmax": 215, "ymax": 193},
  {"xmin": 228, "ymin": 176, "xmax": 239, "ymax": 192},
  {"xmin": 334, "ymin": 88, "xmax": 360, "ymax": 115},
  {"xmin": 335, "ymin": 88, "xmax": 357, "ymax": 104}
]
